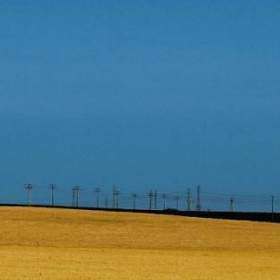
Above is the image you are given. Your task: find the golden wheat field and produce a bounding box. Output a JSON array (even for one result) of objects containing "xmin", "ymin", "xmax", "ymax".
[{"xmin": 0, "ymin": 207, "xmax": 280, "ymax": 279}]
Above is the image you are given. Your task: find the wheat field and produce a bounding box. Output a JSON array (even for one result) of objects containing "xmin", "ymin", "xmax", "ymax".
[{"xmin": 0, "ymin": 207, "xmax": 280, "ymax": 279}]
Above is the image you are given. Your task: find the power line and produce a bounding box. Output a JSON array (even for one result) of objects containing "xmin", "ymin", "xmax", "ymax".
[{"xmin": 18, "ymin": 182, "xmax": 280, "ymax": 213}]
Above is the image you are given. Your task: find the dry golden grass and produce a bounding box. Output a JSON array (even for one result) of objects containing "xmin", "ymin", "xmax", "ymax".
[{"xmin": 0, "ymin": 207, "xmax": 280, "ymax": 279}]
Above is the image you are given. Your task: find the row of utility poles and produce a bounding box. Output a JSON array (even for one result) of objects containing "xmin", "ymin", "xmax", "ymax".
[
  {"xmin": 146, "ymin": 189, "xmax": 197, "ymax": 211},
  {"xmin": 23, "ymin": 184, "xmax": 276, "ymax": 220},
  {"xmin": 70, "ymin": 185, "xmax": 202, "ymax": 211},
  {"xmin": 25, "ymin": 183, "xmax": 58, "ymax": 206},
  {"xmin": 24, "ymin": 184, "xmax": 203, "ymax": 210}
]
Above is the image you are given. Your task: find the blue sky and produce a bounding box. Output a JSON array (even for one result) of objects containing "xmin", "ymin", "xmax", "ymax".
[{"xmin": 0, "ymin": 1, "xmax": 280, "ymax": 209}]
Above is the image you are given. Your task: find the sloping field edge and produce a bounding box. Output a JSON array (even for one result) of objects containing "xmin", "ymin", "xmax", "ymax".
[{"xmin": 0, "ymin": 203, "xmax": 278, "ymax": 223}]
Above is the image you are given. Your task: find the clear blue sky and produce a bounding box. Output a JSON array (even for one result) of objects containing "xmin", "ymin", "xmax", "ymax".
[{"xmin": 0, "ymin": 1, "xmax": 280, "ymax": 208}]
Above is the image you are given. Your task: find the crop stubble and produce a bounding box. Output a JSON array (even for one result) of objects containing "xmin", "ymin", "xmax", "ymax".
[{"xmin": 0, "ymin": 207, "xmax": 280, "ymax": 279}]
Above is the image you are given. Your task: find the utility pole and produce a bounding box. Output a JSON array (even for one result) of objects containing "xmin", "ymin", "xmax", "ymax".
[
  {"xmin": 112, "ymin": 185, "xmax": 117, "ymax": 209},
  {"xmin": 72, "ymin": 186, "xmax": 81, "ymax": 207},
  {"xmin": 115, "ymin": 190, "xmax": 120, "ymax": 209},
  {"xmin": 76, "ymin": 186, "xmax": 81, "ymax": 207},
  {"xmin": 25, "ymin": 183, "xmax": 34, "ymax": 206},
  {"xmin": 154, "ymin": 190, "xmax": 158, "ymax": 210},
  {"xmin": 105, "ymin": 197, "xmax": 109, "ymax": 209},
  {"xmin": 95, "ymin": 187, "xmax": 101, "ymax": 208},
  {"xmin": 176, "ymin": 196, "xmax": 180, "ymax": 210},
  {"xmin": 148, "ymin": 191, "xmax": 154, "ymax": 210},
  {"xmin": 187, "ymin": 188, "xmax": 192, "ymax": 211},
  {"xmin": 196, "ymin": 185, "xmax": 201, "ymax": 211},
  {"xmin": 72, "ymin": 187, "xmax": 76, "ymax": 207},
  {"xmin": 162, "ymin": 194, "xmax": 167, "ymax": 210},
  {"xmin": 230, "ymin": 198, "xmax": 234, "ymax": 212},
  {"xmin": 49, "ymin": 184, "xmax": 57, "ymax": 207},
  {"xmin": 132, "ymin": 193, "xmax": 137, "ymax": 210},
  {"xmin": 272, "ymin": 195, "xmax": 275, "ymax": 222}
]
